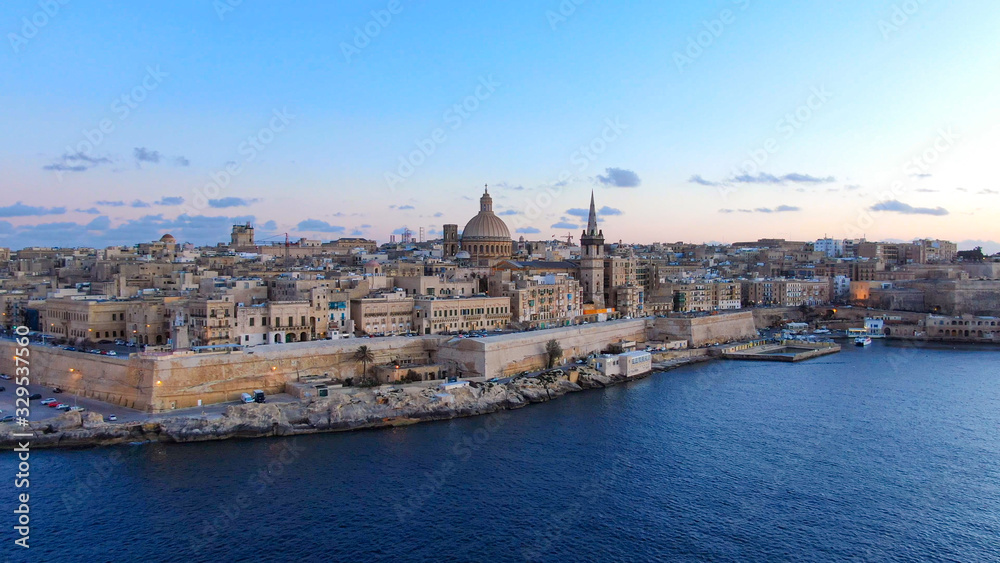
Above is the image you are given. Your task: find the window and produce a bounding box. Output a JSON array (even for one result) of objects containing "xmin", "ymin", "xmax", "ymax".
[{"xmin": 249, "ymin": 317, "xmax": 255, "ymax": 327}]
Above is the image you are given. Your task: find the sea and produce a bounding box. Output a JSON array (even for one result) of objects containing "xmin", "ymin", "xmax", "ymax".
[{"xmin": 5, "ymin": 340, "xmax": 1000, "ymax": 562}]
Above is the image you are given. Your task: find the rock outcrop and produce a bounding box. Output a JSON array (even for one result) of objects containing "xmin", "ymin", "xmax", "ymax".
[{"xmin": 1, "ymin": 363, "xmax": 699, "ymax": 449}]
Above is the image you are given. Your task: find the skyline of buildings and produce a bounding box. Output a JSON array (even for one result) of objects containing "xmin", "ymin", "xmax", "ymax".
[{"xmin": 3, "ymin": 3, "xmax": 999, "ymax": 251}]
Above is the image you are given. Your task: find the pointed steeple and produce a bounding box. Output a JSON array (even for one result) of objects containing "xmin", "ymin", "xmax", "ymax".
[{"xmin": 586, "ymin": 190, "xmax": 598, "ymax": 235}]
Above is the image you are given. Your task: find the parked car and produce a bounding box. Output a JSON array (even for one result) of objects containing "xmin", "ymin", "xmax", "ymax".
[
  {"xmin": 114, "ymin": 339, "xmax": 126, "ymax": 346},
  {"xmin": 0, "ymin": 374, "xmax": 10, "ymax": 380},
  {"xmin": 0, "ymin": 386, "xmax": 5, "ymax": 392},
  {"xmin": 0, "ymin": 415, "xmax": 14, "ymax": 423},
  {"xmin": 28, "ymin": 393, "xmax": 42, "ymax": 400},
  {"xmin": 57, "ymin": 404, "xmax": 72, "ymax": 411},
  {"xmin": 48, "ymin": 402, "xmax": 63, "ymax": 408},
  {"xmin": 69, "ymin": 406, "xmax": 85, "ymax": 412},
  {"xmin": 106, "ymin": 414, "xmax": 118, "ymax": 422},
  {"xmin": 53, "ymin": 387, "xmax": 63, "ymax": 393},
  {"xmin": 40, "ymin": 398, "xmax": 57, "ymax": 405}
]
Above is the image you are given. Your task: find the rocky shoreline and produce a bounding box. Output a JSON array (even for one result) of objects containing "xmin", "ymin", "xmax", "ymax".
[{"xmin": 1, "ymin": 359, "xmax": 709, "ymax": 450}]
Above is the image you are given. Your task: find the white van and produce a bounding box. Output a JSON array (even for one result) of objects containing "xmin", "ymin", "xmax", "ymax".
[{"xmin": 240, "ymin": 392, "xmax": 254, "ymax": 404}]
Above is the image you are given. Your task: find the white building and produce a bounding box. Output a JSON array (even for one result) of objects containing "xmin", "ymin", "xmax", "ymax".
[{"xmin": 815, "ymin": 238, "xmax": 845, "ymax": 258}]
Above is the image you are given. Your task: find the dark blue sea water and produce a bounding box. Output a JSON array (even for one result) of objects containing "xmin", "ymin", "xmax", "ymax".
[{"xmin": 4, "ymin": 341, "xmax": 1000, "ymax": 562}]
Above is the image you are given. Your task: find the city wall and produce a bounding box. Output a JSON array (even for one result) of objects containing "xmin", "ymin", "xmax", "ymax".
[
  {"xmin": 0, "ymin": 342, "xmax": 157, "ymax": 410},
  {"xmin": 650, "ymin": 311, "xmax": 758, "ymax": 347},
  {"xmin": 4, "ymin": 321, "xmax": 651, "ymax": 412}
]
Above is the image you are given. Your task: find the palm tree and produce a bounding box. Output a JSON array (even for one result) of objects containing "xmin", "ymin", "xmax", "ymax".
[
  {"xmin": 545, "ymin": 339, "xmax": 563, "ymax": 369},
  {"xmin": 353, "ymin": 345, "xmax": 374, "ymax": 380}
]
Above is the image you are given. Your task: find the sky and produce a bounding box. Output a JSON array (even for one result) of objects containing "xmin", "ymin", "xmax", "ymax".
[{"xmin": 2, "ymin": 0, "xmax": 999, "ymax": 251}]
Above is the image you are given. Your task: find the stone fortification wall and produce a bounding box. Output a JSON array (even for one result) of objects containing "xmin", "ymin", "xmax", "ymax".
[
  {"xmin": 437, "ymin": 319, "xmax": 650, "ymax": 378},
  {"xmin": 0, "ymin": 341, "xmax": 156, "ymax": 410},
  {"xmin": 651, "ymin": 311, "xmax": 758, "ymax": 347}
]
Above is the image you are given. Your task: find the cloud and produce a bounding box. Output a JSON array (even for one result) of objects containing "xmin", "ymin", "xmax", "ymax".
[
  {"xmin": 978, "ymin": 189, "xmax": 998, "ymax": 195},
  {"xmin": 0, "ymin": 213, "xmax": 265, "ymax": 249},
  {"xmin": 208, "ymin": 197, "xmax": 259, "ymax": 208},
  {"xmin": 870, "ymin": 200, "xmax": 948, "ymax": 216},
  {"xmin": 0, "ymin": 202, "xmax": 67, "ymax": 217},
  {"xmin": 598, "ymin": 206, "xmax": 622, "ymax": 216},
  {"xmin": 296, "ymin": 219, "xmax": 345, "ymax": 233},
  {"xmin": 688, "ymin": 175, "xmax": 721, "ymax": 187},
  {"xmin": 155, "ymin": 197, "xmax": 185, "ymax": 206},
  {"xmin": 497, "ymin": 210, "xmax": 518, "ymax": 216},
  {"xmin": 433, "ymin": 212, "xmax": 444, "ymax": 218},
  {"xmin": 516, "ymin": 227, "xmax": 541, "ymax": 234},
  {"xmin": 130, "ymin": 200, "xmax": 151, "ymax": 208},
  {"xmin": 261, "ymin": 220, "xmax": 278, "ymax": 230},
  {"xmin": 781, "ymin": 173, "xmax": 835, "ymax": 184},
  {"xmin": 76, "ymin": 207, "xmax": 101, "ymax": 214},
  {"xmin": 566, "ymin": 208, "xmax": 589, "ymax": 218},
  {"xmin": 133, "ymin": 147, "xmax": 162, "ymax": 165},
  {"xmin": 42, "ymin": 163, "xmax": 89, "ymax": 172},
  {"xmin": 718, "ymin": 205, "xmax": 799, "ymax": 214},
  {"xmin": 910, "ymin": 173, "xmax": 932, "ymax": 179},
  {"xmin": 844, "ymin": 185, "xmax": 862, "ymax": 191},
  {"xmin": 495, "ymin": 182, "xmax": 525, "ymax": 190},
  {"xmin": 551, "ymin": 221, "xmax": 578, "ymax": 230},
  {"xmin": 43, "ymin": 151, "xmax": 113, "ymax": 172},
  {"xmin": 566, "ymin": 206, "xmax": 623, "ymax": 218},
  {"xmin": 85, "ymin": 216, "xmax": 111, "ymax": 230},
  {"xmin": 915, "ymin": 188, "xmax": 939, "ymax": 193},
  {"xmin": 731, "ymin": 172, "xmax": 835, "ymax": 185},
  {"xmin": 397, "ymin": 205, "xmax": 415, "ymax": 210},
  {"xmin": 96, "ymin": 200, "xmax": 125, "ymax": 207},
  {"xmin": 596, "ymin": 167, "xmax": 641, "ymax": 188},
  {"xmin": 174, "ymin": 156, "xmax": 190, "ymax": 167}
]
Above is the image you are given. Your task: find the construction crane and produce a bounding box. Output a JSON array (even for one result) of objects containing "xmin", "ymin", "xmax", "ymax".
[{"xmin": 552, "ymin": 233, "xmax": 574, "ymax": 245}]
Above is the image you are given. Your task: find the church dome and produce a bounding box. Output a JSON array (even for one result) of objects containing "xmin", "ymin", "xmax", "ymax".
[
  {"xmin": 459, "ymin": 185, "xmax": 512, "ymax": 263},
  {"xmin": 461, "ymin": 187, "xmax": 510, "ymax": 241},
  {"xmin": 159, "ymin": 234, "xmax": 177, "ymax": 243}
]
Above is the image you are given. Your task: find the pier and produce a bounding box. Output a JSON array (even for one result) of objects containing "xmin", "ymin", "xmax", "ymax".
[{"xmin": 720, "ymin": 340, "xmax": 841, "ymax": 362}]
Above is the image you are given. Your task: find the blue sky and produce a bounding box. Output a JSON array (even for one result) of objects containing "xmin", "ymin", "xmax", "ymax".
[{"xmin": 2, "ymin": 0, "xmax": 999, "ymax": 251}]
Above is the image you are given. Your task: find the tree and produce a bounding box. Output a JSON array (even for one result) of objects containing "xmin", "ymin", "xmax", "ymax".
[
  {"xmin": 545, "ymin": 339, "xmax": 563, "ymax": 369},
  {"xmin": 353, "ymin": 345, "xmax": 374, "ymax": 379}
]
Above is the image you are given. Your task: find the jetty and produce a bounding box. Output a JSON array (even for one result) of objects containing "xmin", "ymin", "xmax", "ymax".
[{"xmin": 719, "ymin": 340, "xmax": 841, "ymax": 362}]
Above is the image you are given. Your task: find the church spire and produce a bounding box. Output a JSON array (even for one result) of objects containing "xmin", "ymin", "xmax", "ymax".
[{"xmin": 587, "ymin": 190, "xmax": 598, "ymax": 235}]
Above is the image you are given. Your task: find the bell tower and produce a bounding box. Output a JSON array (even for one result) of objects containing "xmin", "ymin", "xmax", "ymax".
[{"xmin": 579, "ymin": 191, "xmax": 605, "ymax": 307}]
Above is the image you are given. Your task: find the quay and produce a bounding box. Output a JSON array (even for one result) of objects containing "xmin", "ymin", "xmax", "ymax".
[{"xmin": 719, "ymin": 340, "xmax": 841, "ymax": 362}]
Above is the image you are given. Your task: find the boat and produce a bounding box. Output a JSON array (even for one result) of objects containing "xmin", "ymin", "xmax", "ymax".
[{"xmin": 854, "ymin": 336, "xmax": 873, "ymax": 347}]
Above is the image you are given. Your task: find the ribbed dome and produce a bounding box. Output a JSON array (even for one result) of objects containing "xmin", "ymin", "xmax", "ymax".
[
  {"xmin": 462, "ymin": 212, "xmax": 511, "ymax": 240},
  {"xmin": 461, "ymin": 187, "xmax": 510, "ymax": 241}
]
